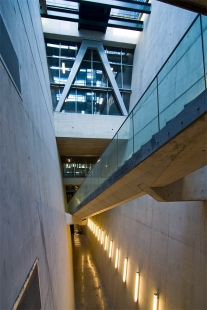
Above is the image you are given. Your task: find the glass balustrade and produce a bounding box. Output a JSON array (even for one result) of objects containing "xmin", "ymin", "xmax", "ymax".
[{"xmin": 68, "ymin": 15, "xmax": 207, "ymax": 213}]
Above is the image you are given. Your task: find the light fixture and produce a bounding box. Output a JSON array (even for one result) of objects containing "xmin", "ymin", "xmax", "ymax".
[
  {"xmin": 99, "ymin": 98, "xmax": 104, "ymax": 104},
  {"xmin": 115, "ymin": 248, "xmax": 119, "ymax": 269},
  {"xmin": 104, "ymin": 235, "xmax": 108, "ymax": 251},
  {"xmin": 134, "ymin": 272, "xmax": 140, "ymax": 302},
  {"xmin": 123, "ymin": 258, "xmax": 128, "ymax": 282},
  {"xmin": 98, "ymin": 228, "xmax": 101, "ymax": 241},
  {"xmin": 153, "ymin": 294, "xmax": 158, "ymax": 310},
  {"xmin": 109, "ymin": 240, "xmax": 113, "ymax": 258},
  {"xmin": 101, "ymin": 231, "xmax": 104, "ymax": 244},
  {"xmin": 62, "ymin": 62, "xmax": 65, "ymax": 74}
]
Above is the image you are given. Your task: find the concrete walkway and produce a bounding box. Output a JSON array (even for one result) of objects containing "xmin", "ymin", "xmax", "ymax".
[{"xmin": 72, "ymin": 233, "xmax": 113, "ymax": 310}]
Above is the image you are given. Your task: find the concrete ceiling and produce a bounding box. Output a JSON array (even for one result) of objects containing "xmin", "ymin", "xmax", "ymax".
[
  {"xmin": 56, "ymin": 137, "xmax": 111, "ymax": 156},
  {"xmin": 157, "ymin": 0, "xmax": 207, "ymax": 15}
]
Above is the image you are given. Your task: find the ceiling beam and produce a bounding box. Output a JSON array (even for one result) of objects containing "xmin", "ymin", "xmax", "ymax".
[
  {"xmin": 41, "ymin": 10, "xmax": 144, "ymax": 31},
  {"xmin": 157, "ymin": 0, "xmax": 207, "ymax": 15},
  {"xmin": 65, "ymin": 0, "xmax": 151, "ymax": 14}
]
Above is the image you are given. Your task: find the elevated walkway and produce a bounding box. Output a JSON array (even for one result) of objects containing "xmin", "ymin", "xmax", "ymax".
[{"xmin": 67, "ymin": 15, "xmax": 207, "ymax": 219}]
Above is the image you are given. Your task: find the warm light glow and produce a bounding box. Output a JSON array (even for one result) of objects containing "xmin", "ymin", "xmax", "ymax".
[
  {"xmin": 62, "ymin": 62, "xmax": 65, "ymax": 74},
  {"xmin": 109, "ymin": 240, "xmax": 113, "ymax": 258},
  {"xmin": 101, "ymin": 231, "xmax": 104, "ymax": 244},
  {"xmin": 123, "ymin": 258, "xmax": 128, "ymax": 282},
  {"xmin": 134, "ymin": 272, "xmax": 140, "ymax": 302},
  {"xmin": 98, "ymin": 228, "xmax": 101, "ymax": 241},
  {"xmin": 104, "ymin": 235, "xmax": 108, "ymax": 251},
  {"xmin": 115, "ymin": 248, "xmax": 119, "ymax": 269},
  {"xmin": 153, "ymin": 294, "xmax": 158, "ymax": 310}
]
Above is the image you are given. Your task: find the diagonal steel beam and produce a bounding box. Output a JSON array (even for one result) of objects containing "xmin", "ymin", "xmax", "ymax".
[
  {"xmin": 55, "ymin": 40, "xmax": 128, "ymax": 116},
  {"xmin": 66, "ymin": 0, "xmax": 151, "ymax": 13}
]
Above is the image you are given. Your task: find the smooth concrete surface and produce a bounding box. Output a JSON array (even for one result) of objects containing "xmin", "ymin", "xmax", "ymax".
[
  {"xmin": 85, "ymin": 196, "xmax": 207, "ymax": 310},
  {"xmin": 130, "ymin": 0, "xmax": 197, "ymax": 111},
  {"xmin": 72, "ymin": 232, "xmax": 113, "ymax": 310},
  {"xmin": 0, "ymin": 0, "xmax": 74, "ymax": 309},
  {"xmin": 42, "ymin": 17, "xmax": 138, "ymax": 48},
  {"xmin": 54, "ymin": 113, "xmax": 126, "ymax": 156},
  {"xmin": 54, "ymin": 113, "xmax": 126, "ymax": 139}
]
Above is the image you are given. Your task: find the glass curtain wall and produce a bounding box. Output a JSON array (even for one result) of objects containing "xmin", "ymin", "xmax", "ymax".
[{"xmin": 45, "ymin": 39, "xmax": 133, "ymax": 114}]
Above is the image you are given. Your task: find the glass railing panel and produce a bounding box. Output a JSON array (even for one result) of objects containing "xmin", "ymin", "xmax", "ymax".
[
  {"xmin": 158, "ymin": 17, "xmax": 205, "ymax": 129},
  {"xmin": 117, "ymin": 114, "xmax": 133, "ymax": 168},
  {"xmin": 133, "ymin": 79, "xmax": 159, "ymax": 153},
  {"xmin": 201, "ymin": 15, "xmax": 207, "ymax": 85},
  {"xmin": 68, "ymin": 16, "xmax": 207, "ymax": 214}
]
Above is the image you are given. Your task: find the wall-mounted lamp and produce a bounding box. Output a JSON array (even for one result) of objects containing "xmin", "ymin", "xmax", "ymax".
[
  {"xmin": 115, "ymin": 248, "xmax": 119, "ymax": 269},
  {"xmin": 123, "ymin": 258, "xmax": 128, "ymax": 282},
  {"xmin": 98, "ymin": 228, "xmax": 101, "ymax": 241},
  {"xmin": 109, "ymin": 240, "xmax": 113, "ymax": 258},
  {"xmin": 101, "ymin": 231, "xmax": 104, "ymax": 244},
  {"xmin": 104, "ymin": 235, "xmax": 108, "ymax": 251},
  {"xmin": 134, "ymin": 272, "xmax": 140, "ymax": 302},
  {"xmin": 153, "ymin": 294, "xmax": 158, "ymax": 310}
]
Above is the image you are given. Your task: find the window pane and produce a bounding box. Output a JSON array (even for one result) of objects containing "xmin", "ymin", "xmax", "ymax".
[
  {"xmin": 112, "ymin": 65, "xmax": 122, "ymax": 88},
  {"xmin": 60, "ymin": 41, "xmax": 77, "ymax": 60},
  {"xmin": 47, "ymin": 57, "xmax": 59, "ymax": 84},
  {"xmin": 123, "ymin": 66, "xmax": 132, "ymax": 89},
  {"xmin": 74, "ymin": 61, "xmax": 92, "ymax": 86},
  {"xmin": 122, "ymin": 48, "xmax": 133, "ymax": 65},
  {"xmin": 77, "ymin": 90, "xmax": 92, "ymax": 114},
  {"xmin": 93, "ymin": 50, "xmax": 101, "ymax": 62},
  {"xmin": 46, "ymin": 40, "xmax": 60, "ymax": 57},
  {"xmin": 106, "ymin": 47, "xmax": 121, "ymax": 65},
  {"xmin": 92, "ymin": 62, "xmax": 108, "ymax": 87},
  {"xmin": 83, "ymin": 49, "xmax": 91, "ymax": 61},
  {"xmin": 108, "ymin": 92, "xmax": 122, "ymax": 115},
  {"xmin": 51, "ymin": 87, "xmax": 63, "ymax": 110},
  {"xmin": 62, "ymin": 90, "xmax": 76, "ymax": 113},
  {"xmin": 92, "ymin": 91, "xmax": 107, "ymax": 115},
  {"xmin": 59, "ymin": 59, "xmax": 74, "ymax": 84},
  {"xmin": 122, "ymin": 92, "xmax": 130, "ymax": 112}
]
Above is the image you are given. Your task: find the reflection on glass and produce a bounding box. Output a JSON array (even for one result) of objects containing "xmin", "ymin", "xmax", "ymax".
[
  {"xmin": 122, "ymin": 48, "xmax": 133, "ymax": 65},
  {"xmin": 92, "ymin": 91, "xmax": 107, "ymax": 115},
  {"xmin": 108, "ymin": 92, "xmax": 121, "ymax": 115},
  {"xmin": 51, "ymin": 87, "xmax": 63, "ymax": 110},
  {"xmin": 62, "ymin": 90, "xmax": 76, "ymax": 113},
  {"xmin": 112, "ymin": 65, "xmax": 122, "ymax": 88},
  {"xmin": 122, "ymin": 92, "xmax": 130, "ymax": 112},
  {"xmin": 106, "ymin": 47, "xmax": 121, "ymax": 64},
  {"xmin": 77, "ymin": 90, "xmax": 92, "ymax": 114},
  {"xmin": 92, "ymin": 62, "xmax": 107, "ymax": 87},
  {"xmin": 62, "ymin": 156, "xmax": 98, "ymax": 178},
  {"xmin": 123, "ymin": 66, "xmax": 132, "ymax": 89}
]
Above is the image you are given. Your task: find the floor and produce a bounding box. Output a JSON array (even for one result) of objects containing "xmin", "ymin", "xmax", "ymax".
[{"xmin": 72, "ymin": 232, "xmax": 113, "ymax": 310}]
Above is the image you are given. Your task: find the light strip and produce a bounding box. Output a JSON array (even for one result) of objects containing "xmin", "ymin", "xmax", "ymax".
[
  {"xmin": 109, "ymin": 240, "xmax": 113, "ymax": 258},
  {"xmin": 104, "ymin": 235, "xmax": 108, "ymax": 251},
  {"xmin": 153, "ymin": 294, "xmax": 158, "ymax": 310},
  {"xmin": 62, "ymin": 62, "xmax": 65, "ymax": 74},
  {"xmin": 123, "ymin": 258, "xmax": 128, "ymax": 282},
  {"xmin": 101, "ymin": 231, "xmax": 104, "ymax": 244},
  {"xmin": 115, "ymin": 248, "xmax": 119, "ymax": 269},
  {"xmin": 134, "ymin": 272, "xmax": 140, "ymax": 302},
  {"xmin": 98, "ymin": 228, "xmax": 101, "ymax": 241}
]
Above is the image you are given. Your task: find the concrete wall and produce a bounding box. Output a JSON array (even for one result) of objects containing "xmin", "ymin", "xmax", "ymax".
[
  {"xmin": 83, "ymin": 2, "xmax": 206, "ymax": 310},
  {"xmin": 85, "ymin": 196, "xmax": 207, "ymax": 310},
  {"xmin": 0, "ymin": 0, "xmax": 74, "ymax": 309},
  {"xmin": 130, "ymin": 0, "xmax": 197, "ymax": 110}
]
